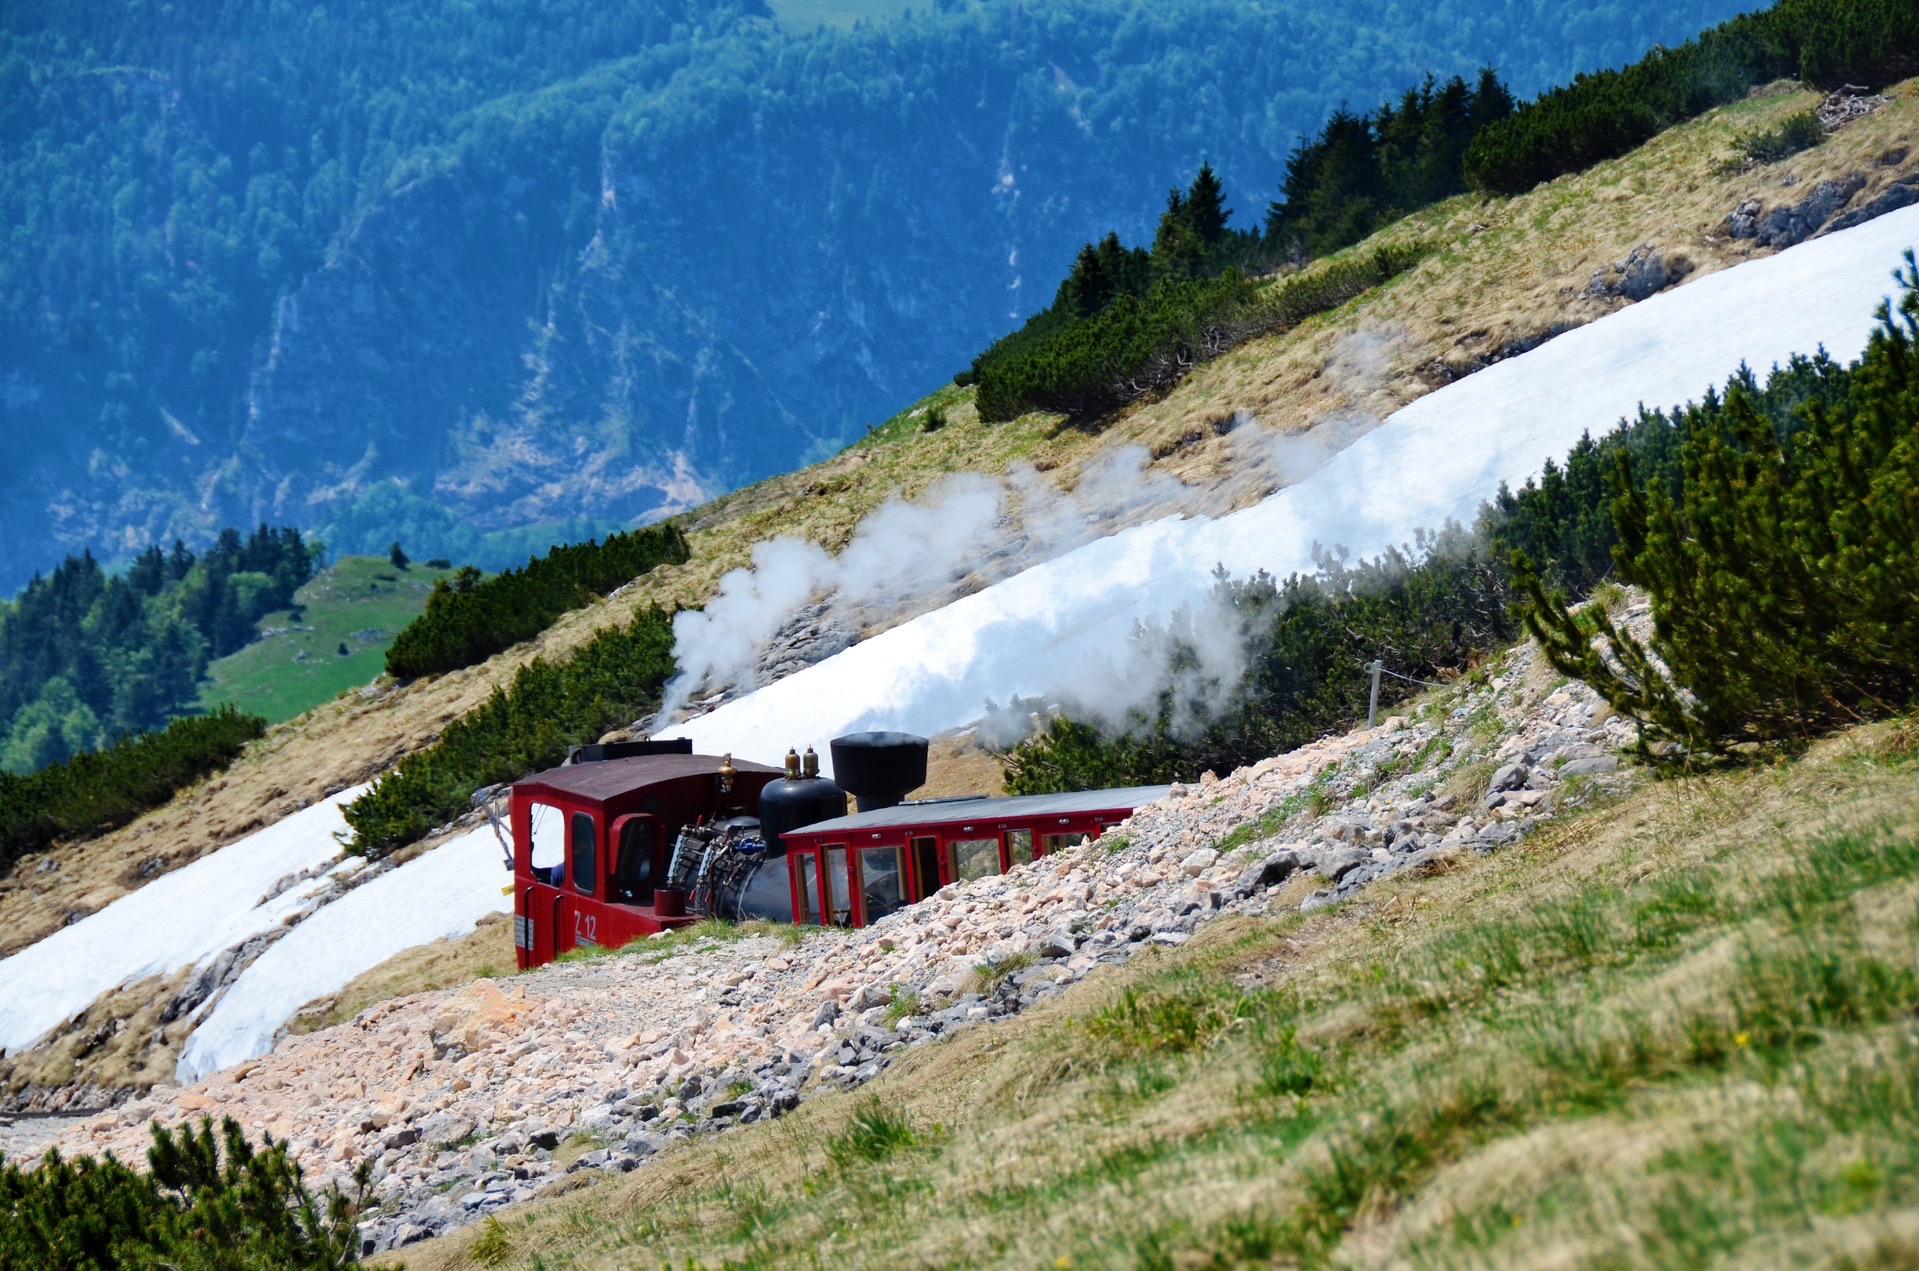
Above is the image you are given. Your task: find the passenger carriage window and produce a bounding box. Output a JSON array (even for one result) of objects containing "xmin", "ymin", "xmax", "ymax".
[
  {"xmin": 859, "ymin": 846, "xmax": 905, "ymax": 922},
  {"xmin": 1008, "ymin": 829, "xmax": 1034, "ymax": 867},
  {"xmin": 910, "ymin": 835, "xmax": 941, "ymax": 900},
  {"xmin": 950, "ymin": 837, "xmax": 1001, "ymax": 882},
  {"xmin": 825, "ymin": 846, "xmax": 852, "ymax": 925},
  {"xmin": 529, "ymin": 802, "xmax": 565, "ymax": 885},
  {"xmin": 797, "ymin": 853, "xmax": 822, "ymax": 925},
  {"xmin": 571, "ymin": 812, "xmax": 598, "ymax": 897},
  {"xmin": 1042, "ymin": 832, "xmax": 1089, "ymax": 855}
]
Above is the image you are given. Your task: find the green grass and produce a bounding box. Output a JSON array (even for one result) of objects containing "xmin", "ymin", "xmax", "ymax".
[
  {"xmin": 197, "ymin": 556, "xmax": 461, "ymax": 723},
  {"xmin": 967, "ymin": 948, "xmax": 1036, "ymax": 994}
]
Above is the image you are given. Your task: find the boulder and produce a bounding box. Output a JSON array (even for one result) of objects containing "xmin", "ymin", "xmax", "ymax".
[
  {"xmin": 418, "ymin": 1113, "xmax": 476, "ymax": 1148},
  {"xmin": 1243, "ymin": 849, "xmax": 1300, "ymax": 893},
  {"xmin": 1178, "ymin": 847, "xmax": 1218, "ymax": 876},
  {"xmin": 1318, "ymin": 848, "xmax": 1368, "ymax": 884},
  {"xmin": 1487, "ymin": 763, "xmax": 1530, "ymax": 793},
  {"xmin": 1036, "ymin": 930, "xmax": 1077, "ymax": 959}
]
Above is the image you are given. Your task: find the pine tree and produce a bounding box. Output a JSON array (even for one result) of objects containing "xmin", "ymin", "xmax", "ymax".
[
  {"xmin": 389, "ymin": 540, "xmax": 410, "ymax": 569},
  {"xmin": 1183, "ymin": 162, "xmax": 1231, "ymax": 245},
  {"xmin": 1151, "ymin": 191, "xmax": 1205, "ymax": 283}
]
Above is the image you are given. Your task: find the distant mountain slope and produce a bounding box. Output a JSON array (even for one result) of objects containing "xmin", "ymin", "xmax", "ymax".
[{"xmin": 0, "ymin": 0, "xmax": 1761, "ymax": 590}]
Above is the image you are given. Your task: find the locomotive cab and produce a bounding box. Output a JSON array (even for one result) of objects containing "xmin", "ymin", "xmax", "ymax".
[{"xmin": 510, "ymin": 748, "xmax": 783, "ymax": 968}]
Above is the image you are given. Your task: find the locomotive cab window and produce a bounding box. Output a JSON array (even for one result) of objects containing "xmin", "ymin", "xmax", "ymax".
[
  {"xmin": 1042, "ymin": 831, "xmax": 1089, "ymax": 855},
  {"xmin": 529, "ymin": 802, "xmax": 566, "ymax": 886},
  {"xmin": 1008, "ymin": 829, "xmax": 1035, "ymax": 867},
  {"xmin": 794, "ymin": 852, "xmax": 822, "ymax": 925},
  {"xmin": 612, "ymin": 818, "xmax": 654, "ymax": 903},
  {"xmin": 825, "ymin": 845, "xmax": 851, "ymax": 926},
  {"xmin": 909, "ymin": 835, "xmax": 941, "ymax": 901},
  {"xmin": 571, "ymin": 812, "xmax": 599, "ymax": 898}
]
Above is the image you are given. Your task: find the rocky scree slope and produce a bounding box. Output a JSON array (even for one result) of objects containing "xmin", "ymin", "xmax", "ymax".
[{"xmin": 25, "ymin": 604, "xmax": 1645, "ymax": 1255}]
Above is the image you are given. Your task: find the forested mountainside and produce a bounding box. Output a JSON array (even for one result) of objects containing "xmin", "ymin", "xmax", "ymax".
[
  {"xmin": 0, "ymin": 0, "xmax": 1760, "ymax": 591},
  {"xmin": 0, "ymin": 527, "xmax": 313, "ymax": 773}
]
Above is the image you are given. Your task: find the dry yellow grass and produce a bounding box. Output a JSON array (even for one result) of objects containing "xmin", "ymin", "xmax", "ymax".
[{"xmin": 286, "ymin": 913, "xmax": 516, "ymax": 1036}]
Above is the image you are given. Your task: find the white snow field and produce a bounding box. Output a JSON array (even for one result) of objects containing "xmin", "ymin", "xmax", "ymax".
[
  {"xmin": 0, "ymin": 786, "xmax": 368, "ymax": 1055},
  {"xmin": 673, "ymin": 204, "xmax": 1919, "ymax": 771},
  {"xmin": 178, "ymin": 825, "xmax": 514, "ymax": 1081}
]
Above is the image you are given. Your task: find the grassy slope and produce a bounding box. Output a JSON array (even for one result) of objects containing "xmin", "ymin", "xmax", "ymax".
[
  {"xmin": 196, "ymin": 556, "xmax": 460, "ymax": 725},
  {"xmin": 406, "ymin": 708, "xmax": 1919, "ymax": 1270},
  {"xmin": 11, "ymin": 79, "xmax": 1918, "ymax": 971}
]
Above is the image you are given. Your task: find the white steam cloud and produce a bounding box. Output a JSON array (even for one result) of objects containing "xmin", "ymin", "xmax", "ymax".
[{"xmin": 658, "ymin": 327, "xmax": 1409, "ymax": 730}]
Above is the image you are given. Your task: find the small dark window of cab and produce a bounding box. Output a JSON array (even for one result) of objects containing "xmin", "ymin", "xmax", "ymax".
[{"xmin": 571, "ymin": 812, "xmax": 598, "ymax": 897}]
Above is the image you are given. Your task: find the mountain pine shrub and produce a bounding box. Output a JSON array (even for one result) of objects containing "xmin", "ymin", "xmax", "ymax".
[
  {"xmin": 1464, "ymin": 0, "xmax": 1919, "ymax": 196},
  {"xmin": 1519, "ymin": 256, "xmax": 1919, "ymax": 759},
  {"xmin": 0, "ymin": 706, "xmax": 266, "ymax": 870},
  {"xmin": 973, "ymin": 244, "xmax": 1426, "ymax": 424},
  {"xmin": 384, "ymin": 523, "xmax": 687, "ymax": 679},
  {"xmin": 0, "ymin": 1117, "xmax": 368, "ymax": 1268},
  {"xmin": 346, "ymin": 606, "xmax": 677, "ymax": 854}
]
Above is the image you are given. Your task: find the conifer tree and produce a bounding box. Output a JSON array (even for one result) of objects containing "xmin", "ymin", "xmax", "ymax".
[
  {"xmin": 1151, "ymin": 191, "xmax": 1206, "ymax": 283},
  {"xmin": 1183, "ymin": 162, "xmax": 1231, "ymax": 245},
  {"xmin": 1517, "ymin": 255, "xmax": 1919, "ymax": 759}
]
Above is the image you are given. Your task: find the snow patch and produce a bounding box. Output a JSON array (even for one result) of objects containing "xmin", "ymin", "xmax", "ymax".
[
  {"xmin": 0, "ymin": 787, "xmax": 368, "ymax": 1055},
  {"xmin": 177, "ymin": 826, "xmax": 513, "ymax": 1081}
]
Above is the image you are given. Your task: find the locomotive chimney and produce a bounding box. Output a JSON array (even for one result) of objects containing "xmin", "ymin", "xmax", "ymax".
[{"xmin": 828, "ymin": 731, "xmax": 929, "ymax": 812}]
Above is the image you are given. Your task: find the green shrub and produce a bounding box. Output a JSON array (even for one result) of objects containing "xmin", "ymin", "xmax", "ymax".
[
  {"xmin": 0, "ymin": 1117, "xmax": 368, "ymax": 1268},
  {"xmin": 1735, "ymin": 109, "xmax": 1826, "ymax": 164},
  {"xmin": 1464, "ymin": 0, "xmax": 1919, "ymax": 196},
  {"xmin": 0, "ymin": 706, "xmax": 265, "ymax": 871},
  {"xmin": 1519, "ymin": 257, "xmax": 1919, "ymax": 760},
  {"xmin": 1485, "ymin": 352, "xmax": 1851, "ymax": 598},
  {"xmin": 385, "ymin": 523, "xmax": 687, "ymax": 679},
  {"xmin": 345, "ymin": 606, "xmax": 676, "ymax": 854}
]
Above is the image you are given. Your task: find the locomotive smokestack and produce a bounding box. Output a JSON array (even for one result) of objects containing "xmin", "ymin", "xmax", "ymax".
[{"xmin": 829, "ymin": 731, "xmax": 929, "ymax": 812}]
